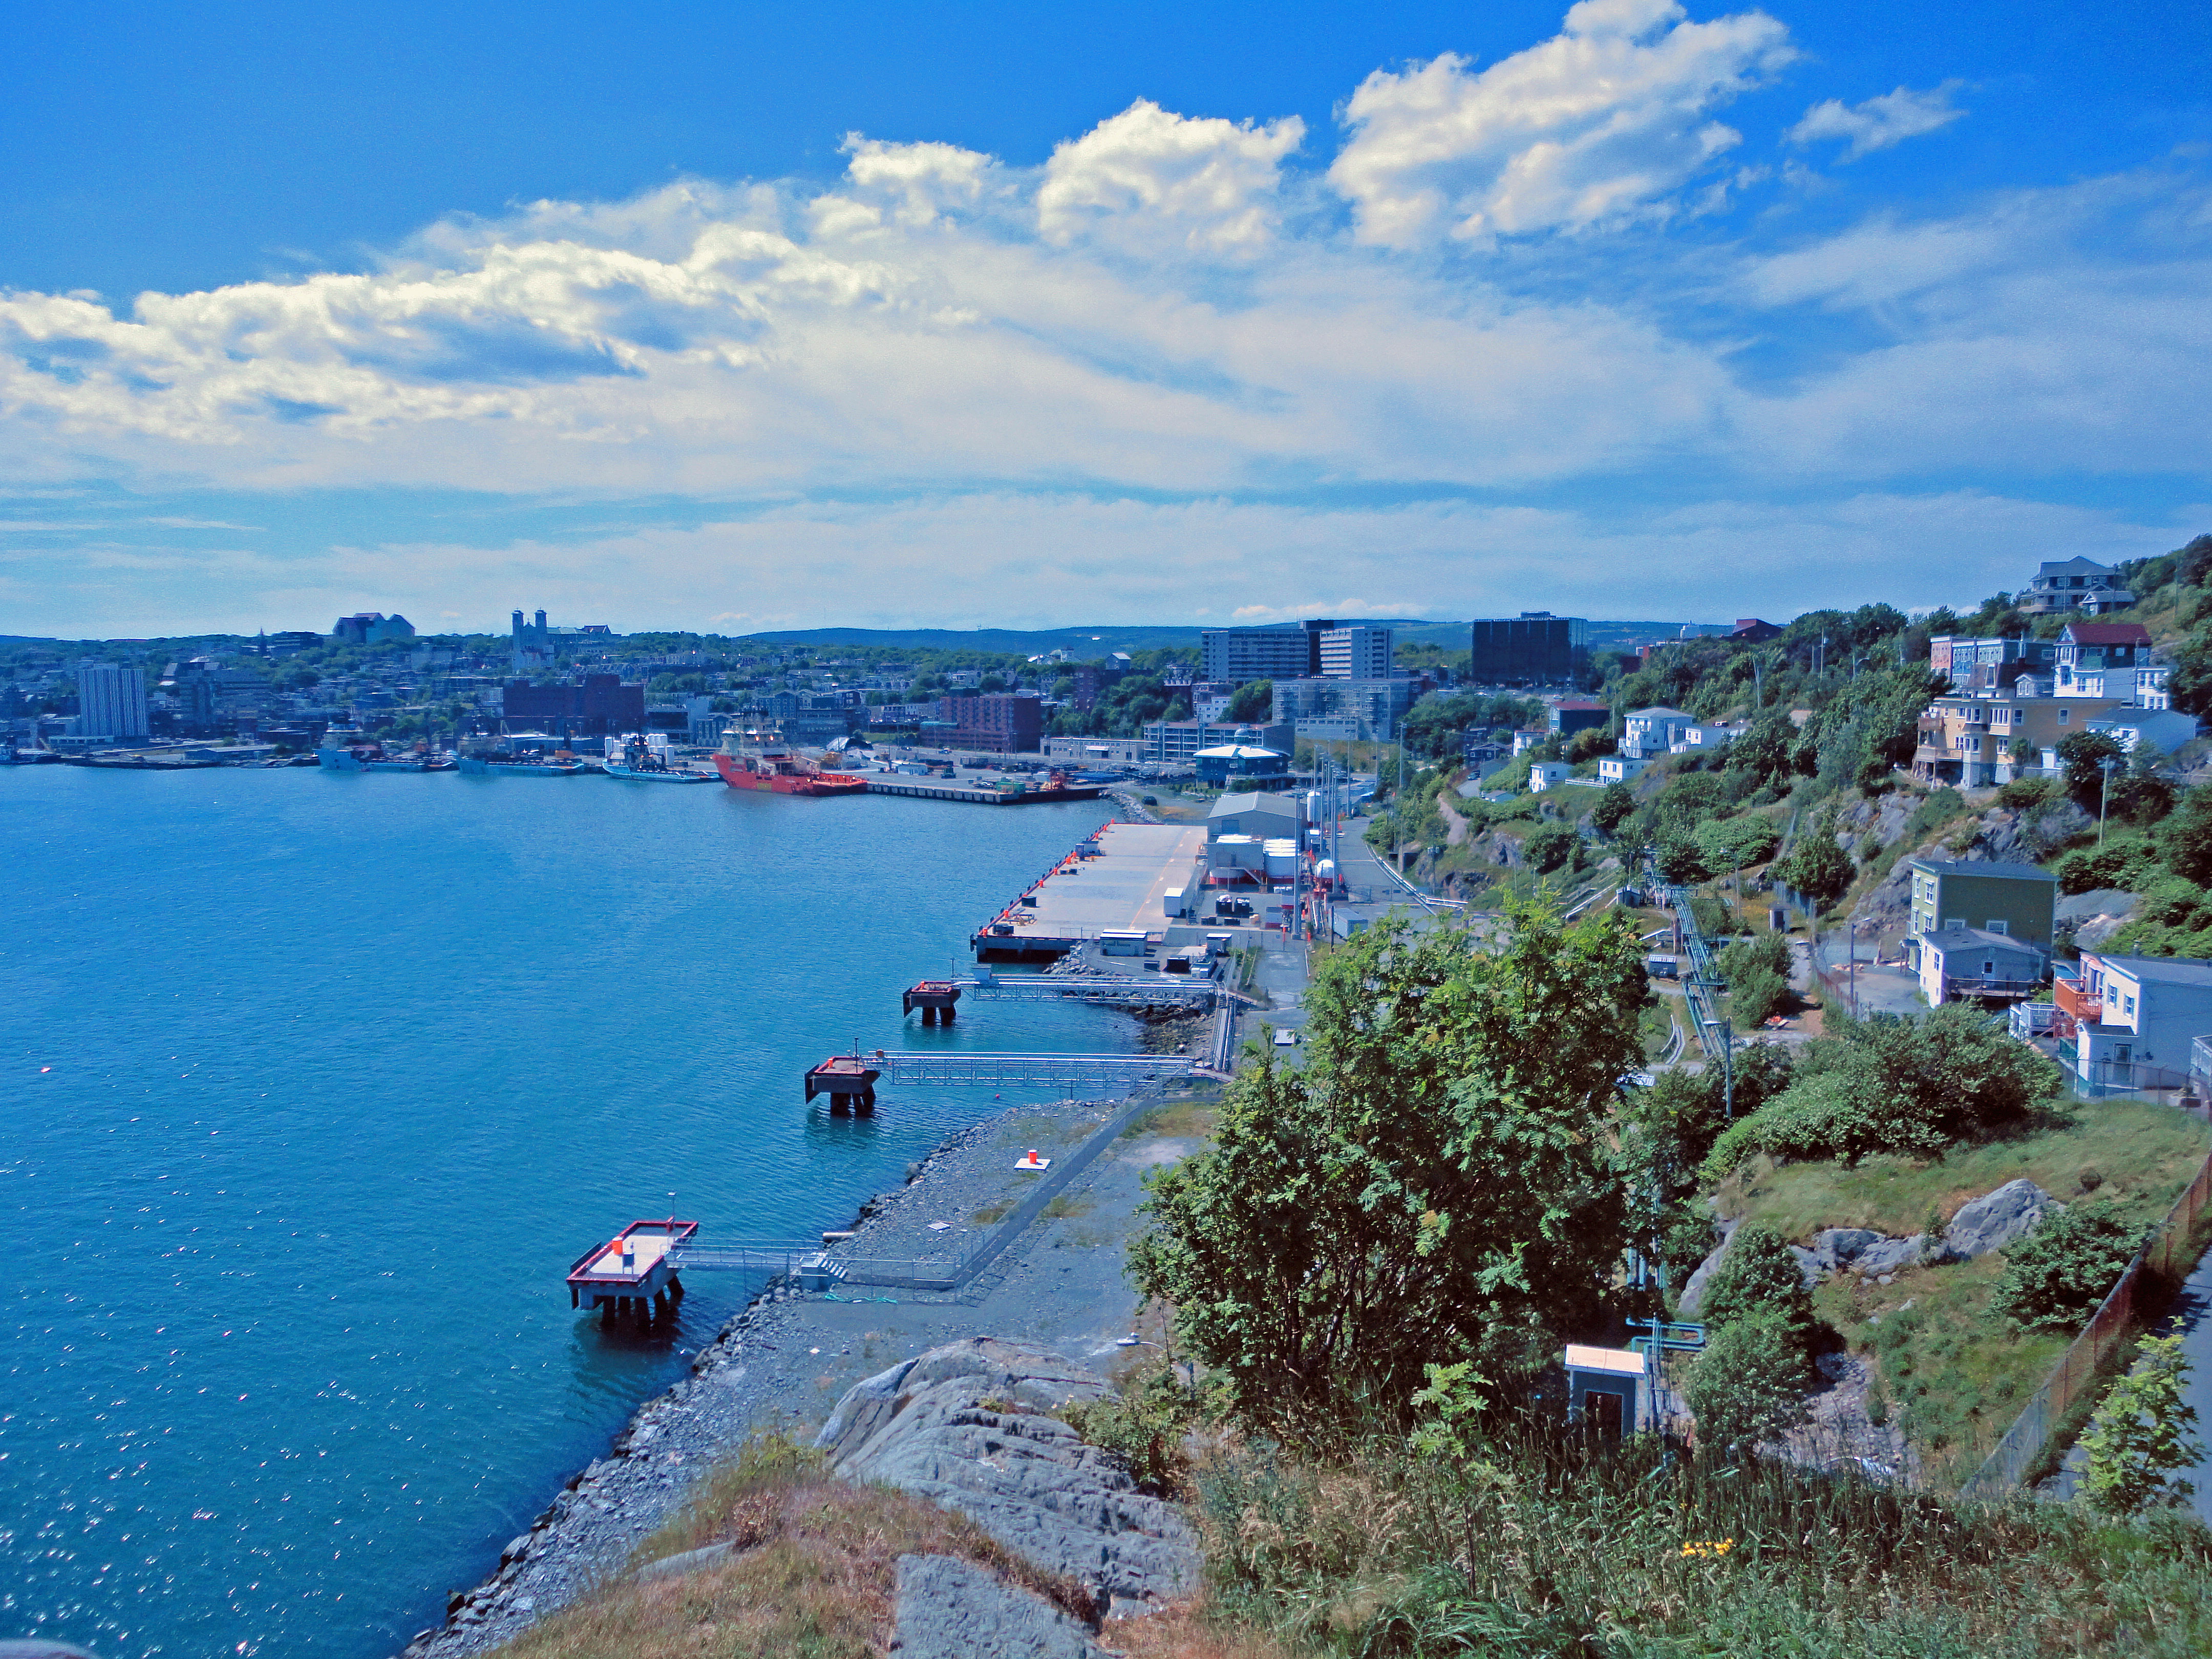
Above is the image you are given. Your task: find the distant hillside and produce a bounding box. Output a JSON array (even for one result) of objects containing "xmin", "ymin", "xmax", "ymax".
[{"xmin": 737, "ymin": 619, "xmax": 1726, "ymax": 656}]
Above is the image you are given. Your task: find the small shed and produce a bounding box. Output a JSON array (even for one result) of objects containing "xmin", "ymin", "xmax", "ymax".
[{"xmin": 1564, "ymin": 1344, "xmax": 1646, "ymax": 1436}]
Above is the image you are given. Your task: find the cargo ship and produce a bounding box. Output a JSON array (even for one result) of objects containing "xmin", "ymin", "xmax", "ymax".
[{"xmin": 713, "ymin": 740, "xmax": 868, "ymax": 796}]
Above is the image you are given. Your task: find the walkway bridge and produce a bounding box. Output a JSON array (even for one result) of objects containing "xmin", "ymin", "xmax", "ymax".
[{"xmin": 806, "ymin": 1049, "xmax": 1205, "ymax": 1109}]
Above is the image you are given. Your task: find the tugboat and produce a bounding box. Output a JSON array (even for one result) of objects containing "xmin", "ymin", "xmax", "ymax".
[
  {"xmin": 713, "ymin": 733, "xmax": 867, "ymax": 796},
  {"xmin": 605, "ymin": 735, "xmax": 713, "ymax": 782}
]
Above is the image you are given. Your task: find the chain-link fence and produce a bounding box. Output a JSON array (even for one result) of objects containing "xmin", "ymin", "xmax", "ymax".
[{"xmin": 1961, "ymin": 1145, "xmax": 2212, "ymax": 1498}]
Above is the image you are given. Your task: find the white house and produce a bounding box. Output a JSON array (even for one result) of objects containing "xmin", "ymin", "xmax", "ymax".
[
  {"xmin": 1598, "ymin": 754, "xmax": 1650, "ymax": 784},
  {"xmin": 1670, "ymin": 721, "xmax": 1740, "ymax": 753},
  {"xmin": 2136, "ymin": 662, "xmax": 2174, "ymax": 710},
  {"xmin": 1622, "ymin": 706, "xmax": 1696, "ymax": 755},
  {"xmin": 1527, "ymin": 761, "xmax": 1572, "ymax": 793},
  {"xmin": 2057, "ymin": 953, "xmax": 2212, "ymax": 1094}
]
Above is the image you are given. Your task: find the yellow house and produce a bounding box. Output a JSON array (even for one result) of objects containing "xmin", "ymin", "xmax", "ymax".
[{"xmin": 1912, "ymin": 693, "xmax": 2121, "ymax": 787}]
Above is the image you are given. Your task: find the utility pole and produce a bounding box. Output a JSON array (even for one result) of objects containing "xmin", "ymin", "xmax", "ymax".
[
  {"xmin": 2100, "ymin": 754, "xmax": 2118, "ymax": 845},
  {"xmin": 1849, "ymin": 919, "xmax": 1859, "ymax": 1020}
]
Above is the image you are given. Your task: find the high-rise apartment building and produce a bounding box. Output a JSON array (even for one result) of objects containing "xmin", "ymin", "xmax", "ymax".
[
  {"xmin": 75, "ymin": 662, "xmax": 148, "ymax": 740},
  {"xmin": 1318, "ymin": 625, "xmax": 1394, "ymax": 679},
  {"xmin": 1469, "ymin": 613, "xmax": 1589, "ymax": 686},
  {"xmin": 1203, "ymin": 619, "xmax": 1397, "ymax": 685}
]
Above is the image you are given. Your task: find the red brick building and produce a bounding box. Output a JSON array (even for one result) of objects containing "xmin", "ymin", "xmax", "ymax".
[{"xmin": 937, "ymin": 692, "xmax": 1043, "ymax": 753}]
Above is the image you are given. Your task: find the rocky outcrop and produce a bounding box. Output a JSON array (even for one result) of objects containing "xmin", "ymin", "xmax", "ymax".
[
  {"xmin": 1813, "ymin": 1228, "xmax": 1883, "ymax": 1271},
  {"xmin": 1851, "ymin": 1235, "xmax": 1926, "ymax": 1278},
  {"xmin": 818, "ymin": 1337, "xmax": 1202, "ymax": 1611},
  {"xmin": 890, "ymin": 1554, "xmax": 1111, "ymax": 1658},
  {"xmin": 1676, "ymin": 1218, "xmax": 1740, "ymax": 1319},
  {"xmin": 0, "ymin": 1643, "xmax": 104, "ymax": 1658},
  {"xmin": 1933, "ymin": 1179, "xmax": 2055, "ymax": 1263}
]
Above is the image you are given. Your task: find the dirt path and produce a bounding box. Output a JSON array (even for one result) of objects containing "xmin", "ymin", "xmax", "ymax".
[{"xmin": 1436, "ymin": 794, "xmax": 1470, "ymax": 847}]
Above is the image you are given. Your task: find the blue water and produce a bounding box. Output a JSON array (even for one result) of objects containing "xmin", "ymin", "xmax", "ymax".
[{"xmin": 1, "ymin": 767, "xmax": 1123, "ymax": 1656}]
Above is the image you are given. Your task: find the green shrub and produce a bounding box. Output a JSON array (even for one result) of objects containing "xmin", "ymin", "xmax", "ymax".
[
  {"xmin": 2056, "ymin": 833, "xmax": 2163, "ymax": 895},
  {"xmin": 1699, "ymin": 1225, "xmax": 1816, "ymax": 1362},
  {"xmin": 1996, "ymin": 775, "xmax": 2061, "ymax": 810},
  {"xmin": 1701, "ymin": 1006, "xmax": 2064, "ymax": 1179},
  {"xmin": 1727, "ymin": 964, "xmax": 1792, "ymax": 1027},
  {"xmin": 1521, "ymin": 820, "xmax": 1582, "ymax": 875},
  {"xmin": 1695, "ymin": 813, "xmax": 1780, "ymax": 872},
  {"xmin": 1059, "ymin": 1360, "xmax": 1197, "ymax": 1495},
  {"xmin": 1685, "ymin": 1312, "xmax": 1808, "ymax": 1456},
  {"xmin": 1990, "ymin": 1200, "xmax": 2147, "ymax": 1332},
  {"xmin": 2078, "ymin": 1333, "xmax": 2205, "ymax": 1517}
]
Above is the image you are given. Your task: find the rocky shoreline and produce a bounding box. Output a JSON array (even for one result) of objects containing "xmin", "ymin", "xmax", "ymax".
[{"xmin": 399, "ymin": 1087, "xmax": 1183, "ymax": 1657}]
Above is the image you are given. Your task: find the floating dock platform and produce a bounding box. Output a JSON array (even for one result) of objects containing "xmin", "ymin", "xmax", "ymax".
[{"xmin": 972, "ymin": 822, "xmax": 1208, "ymax": 961}]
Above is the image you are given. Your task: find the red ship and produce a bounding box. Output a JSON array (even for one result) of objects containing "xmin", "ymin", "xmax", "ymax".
[{"xmin": 713, "ymin": 744, "xmax": 869, "ymax": 795}]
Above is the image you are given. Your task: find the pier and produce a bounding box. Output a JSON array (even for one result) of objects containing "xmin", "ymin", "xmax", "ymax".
[
  {"xmin": 865, "ymin": 775, "xmax": 1107, "ymax": 805},
  {"xmin": 973, "ymin": 822, "xmax": 1208, "ymax": 960},
  {"xmin": 565, "ymin": 1219, "xmax": 698, "ymax": 1318},
  {"xmin": 902, "ymin": 971, "xmax": 1222, "ymax": 1018}
]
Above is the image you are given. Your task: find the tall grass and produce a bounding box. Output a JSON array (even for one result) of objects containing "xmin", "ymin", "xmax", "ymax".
[{"xmin": 1188, "ymin": 1417, "xmax": 2212, "ymax": 1657}]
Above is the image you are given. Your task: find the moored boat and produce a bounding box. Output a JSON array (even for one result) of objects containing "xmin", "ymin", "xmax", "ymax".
[
  {"xmin": 456, "ymin": 752, "xmax": 588, "ymax": 776},
  {"xmin": 713, "ymin": 738, "xmax": 868, "ymax": 796}
]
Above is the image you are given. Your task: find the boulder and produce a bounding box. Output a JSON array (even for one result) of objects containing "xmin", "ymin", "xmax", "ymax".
[
  {"xmin": 890, "ymin": 1554, "xmax": 1109, "ymax": 1659},
  {"xmin": 1787, "ymin": 1244, "xmax": 1822, "ymax": 1290},
  {"xmin": 0, "ymin": 1645, "xmax": 103, "ymax": 1659},
  {"xmin": 818, "ymin": 1337, "xmax": 1201, "ymax": 1606},
  {"xmin": 636, "ymin": 1541, "xmax": 736, "ymax": 1583},
  {"xmin": 1814, "ymin": 1228, "xmax": 1883, "ymax": 1271},
  {"xmin": 1852, "ymin": 1235, "xmax": 1926, "ymax": 1277},
  {"xmin": 1936, "ymin": 1180, "xmax": 2057, "ymax": 1262},
  {"xmin": 1676, "ymin": 1218, "xmax": 1740, "ymax": 1319}
]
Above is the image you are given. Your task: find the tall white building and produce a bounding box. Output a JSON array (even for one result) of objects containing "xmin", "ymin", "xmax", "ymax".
[
  {"xmin": 1318, "ymin": 625, "xmax": 1393, "ymax": 679},
  {"xmin": 76, "ymin": 662, "xmax": 148, "ymax": 741}
]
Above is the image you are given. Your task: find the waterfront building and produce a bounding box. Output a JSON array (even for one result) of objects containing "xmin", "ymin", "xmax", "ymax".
[
  {"xmin": 501, "ymin": 673, "xmax": 647, "ymax": 738},
  {"xmin": 75, "ymin": 661, "xmax": 148, "ymax": 741},
  {"xmin": 937, "ymin": 692, "xmax": 1043, "ymax": 753}
]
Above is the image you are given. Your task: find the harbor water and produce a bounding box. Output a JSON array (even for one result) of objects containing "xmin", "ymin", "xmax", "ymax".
[{"xmin": 0, "ymin": 767, "xmax": 1128, "ymax": 1656}]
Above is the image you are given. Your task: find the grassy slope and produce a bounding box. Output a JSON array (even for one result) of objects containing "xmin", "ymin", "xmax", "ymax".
[{"xmin": 1717, "ymin": 1102, "xmax": 2212, "ymax": 1475}]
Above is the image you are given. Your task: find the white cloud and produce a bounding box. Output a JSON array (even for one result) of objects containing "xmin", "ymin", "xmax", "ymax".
[
  {"xmin": 1788, "ymin": 82, "xmax": 1965, "ymax": 162},
  {"xmin": 1328, "ymin": 0, "xmax": 1795, "ymax": 246},
  {"xmin": 1037, "ymin": 100, "xmax": 1305, "ymax": 251}
]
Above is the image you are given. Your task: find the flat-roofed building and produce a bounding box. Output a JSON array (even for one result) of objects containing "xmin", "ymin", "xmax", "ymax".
[{"xmin": 1469, "ymin": 613, "xmax": 1588, "ymax": 686}]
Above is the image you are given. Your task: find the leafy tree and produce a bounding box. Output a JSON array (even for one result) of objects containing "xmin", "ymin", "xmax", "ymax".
[
  {"xmin": 1653, "ymin": 834, "xmax": 1709, "ymax": 885},
  {"xmin": 1695, "ymin": 813, "xmax": 1780, "ymax": 873},
  {"xmin": 1591, "ymin": 781, "xmax": 1636, "ymax": 836},
  {"xmin": 2056, "ymin": 730, "xmax": 2128, "ymax": 813},
  {"xmin": 1521, "ymin": 821, "xmax": 1581, "ymax": 875},
  {"xmin": 1685, "ymin": 1313, "xmax": 1807, "ymax": 1457},
  {"xmin": 1698, "ymin": 1225, "xmax": 1816, "ymax": 1361},
  {"xmin": 2078, "ymin": 1334, "xmax": 2204, "ymax": 1517},
  {"xmin": 2164, "ymin": 785, "xmax": 2212, "ymax": 886},
  {"xmin": 1225, "ymin": 679, "xmax": 1273, "ymax": 722},
  {"xmin": 1991, "ymin": 1202, "xmax": 2147, "ymax": 1332},
  {"xmin": 2055, "ymin": 834, "xmax": 2163, "ymax": 896},
  {"xmin": 1775, "ymin": 818, "xmax": 1853, "ymax": 910},
  {"xmin": 1130, "ymin": 901, "xmax": 1647, "ymax": 1435}
]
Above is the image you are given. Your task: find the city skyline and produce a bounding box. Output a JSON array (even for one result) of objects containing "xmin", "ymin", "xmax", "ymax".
[{"xmin": 2, "ymin": 0, "xmax": 2207, "ymax": 637}]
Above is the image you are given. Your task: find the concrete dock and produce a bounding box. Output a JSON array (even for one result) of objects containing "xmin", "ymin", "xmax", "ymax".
[
  {"xmin": 865, "ymin": 772, "xmax": 1107, "ymax": 805},
  {"xmin": 972, "ymin": 821, "xmax": 1208, "ymax": 961}
]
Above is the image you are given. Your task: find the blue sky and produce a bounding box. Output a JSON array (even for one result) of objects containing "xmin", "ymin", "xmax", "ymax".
[{"xmin": 3, "ymin": 0, "xmax": 2207, "ymax": 637}]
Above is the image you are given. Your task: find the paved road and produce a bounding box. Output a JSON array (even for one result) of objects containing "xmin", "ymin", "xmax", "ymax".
[{"xmin": 2163, "ymin": 1249, "xmax": 2212, "ymax": 1524}]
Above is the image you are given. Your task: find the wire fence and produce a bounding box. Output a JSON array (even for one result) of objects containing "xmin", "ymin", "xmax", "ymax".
[{"xmin": 1961, "ymin": 1144, "xmax": 2212, "ymax": 1498}]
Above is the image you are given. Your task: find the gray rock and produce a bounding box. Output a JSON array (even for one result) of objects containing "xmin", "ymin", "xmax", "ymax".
[
  {"xmin": 1853, "ymin": 1235, "xmax": 1926, "ymax": 1277},
  {"xmin": 636, "ymin": 1541, "xmax": 736, "ymax": 1583},
  {"xmin": 1937, "ymin": 1179, "xmax": 2057, "ymax": 1262},
  {"xmin": 1787, "ymin": 1244, "xmax": 1822, "ymax": 1289},
  {"xmin": 890, "ymin": 1554, "xmax": 1108, "ymax": 1658},
  {"xmin": 0, "ymin": 1644, "xmax": 104, "ymax": 1659},
  {"xmin": 2056, "ymin": 887, "xmax": 2138, "ymax": 927},
  {"xmin": 1676, "ymin": 1218, "xmax": 1740, "ymax": 1320},
  {"xmin": 1814, "ymin": 1228, "xmax": 1883, "ymax": 1271},
  {"xmin": 819, "ymin": 1337, "xmax": 1200, "ymax": 1604}
]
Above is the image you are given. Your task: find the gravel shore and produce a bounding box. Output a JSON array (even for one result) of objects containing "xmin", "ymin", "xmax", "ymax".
[{"xmin": 403, "ymin": 1083, "xmax": 1211, "ymax": 1657}]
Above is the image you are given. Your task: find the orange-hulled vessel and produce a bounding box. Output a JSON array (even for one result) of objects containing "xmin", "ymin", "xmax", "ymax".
[{"xmin": 714, "ymin": 740, "xmax": 869, "ymax": 796}]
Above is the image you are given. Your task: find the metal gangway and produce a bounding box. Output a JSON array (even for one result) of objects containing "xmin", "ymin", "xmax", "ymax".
[
  {"xmin": 870, "ymin": 1051, "xmax": 1202, "ymax": 1088},
  {"xmin": 960, "ymin": 971, "xmax": 1222, "ymax": 1008}
]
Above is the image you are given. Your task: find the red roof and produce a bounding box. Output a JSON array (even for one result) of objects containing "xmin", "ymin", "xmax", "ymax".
[{"xmin": 2061, "ymin": 622, "xmax": 2151, "ymax": 645}]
